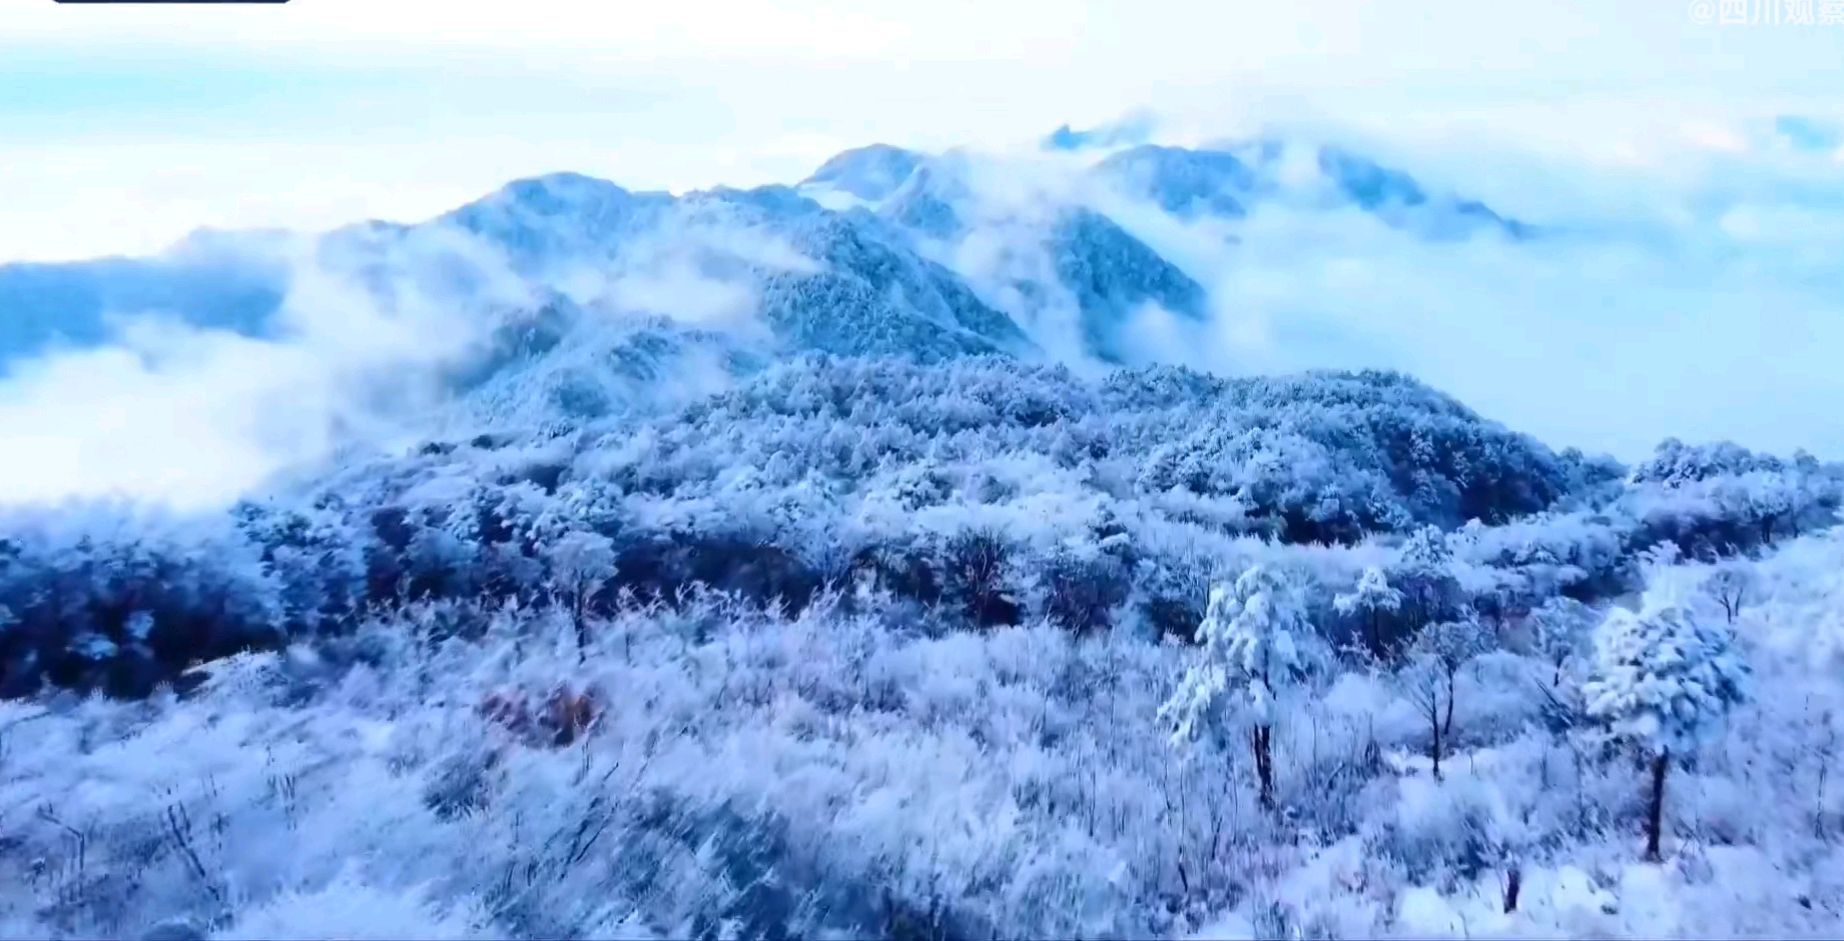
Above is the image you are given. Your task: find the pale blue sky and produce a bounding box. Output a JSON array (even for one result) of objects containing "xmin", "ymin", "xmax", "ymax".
[{"xmin": 4, "ymin": 0, "xmax": 1842, "ymax": 259}]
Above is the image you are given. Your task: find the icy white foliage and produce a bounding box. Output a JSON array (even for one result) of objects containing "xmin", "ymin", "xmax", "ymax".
[
  {"xmin": 213, "ymin": 873, "xmax": 489, "ymax": 941},
  {"xmin": 1161, "ymin": 565, "xmax": 1306, "ymax": 740},
  {"xmin": 1334, "ymin": 566, "xmax": 1403, "ymax": 619},
  {"xmin": 1583, "ymin": 590, "xmax": 1750, "ymax": 754},
  {"xmin": 1528, "ymin": 595, "xmax": 1597, "ymax": 682},
  {"xmin": 0, "ymin": 597, "xmax": 1227, "ymax": 939},
  {"xmin": 4, "ymin": 515, "xmax": 1844, "ymax": 938}
]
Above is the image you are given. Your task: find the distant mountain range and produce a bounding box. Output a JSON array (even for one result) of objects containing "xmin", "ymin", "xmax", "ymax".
[{"xmin": 0, "ymin": 129, "xmax": 1532, "ymax": 426}]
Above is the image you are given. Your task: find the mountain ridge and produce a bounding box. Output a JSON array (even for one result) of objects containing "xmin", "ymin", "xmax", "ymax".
[{"xmin": 0, "ymin": 133, "xmax": 1533, "ymax": 399}]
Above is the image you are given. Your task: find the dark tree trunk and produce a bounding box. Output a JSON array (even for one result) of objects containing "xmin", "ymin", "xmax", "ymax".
[
  {"xmin": 1430, "ymin": 713, "xmax": 1443, "ymax": 780},
  {"xmin": 1442, "ymin": 669, "xmax": 1457, "ymax": 738},
  {"xmin": 573, "ymin": 591, "xmax": 590, "ymax": 664},
  {"xmin": 1645, "ymin": 748, "xmax": 1670, "ymax": 862},
  {"xmin": 1252, "ymin": 724, "xmax": 1274, "ymax": 810}
]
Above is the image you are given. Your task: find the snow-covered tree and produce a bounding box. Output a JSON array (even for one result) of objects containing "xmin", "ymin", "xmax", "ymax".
[
  {"xmin": 1528, "ymin": 595, "xmax": 1594, "ymax": 689},
  {"xmin": 1391, "ymin": 525, "xmax": 1464, "ymax": 632},
  {"xmin": 945, "ymin": 529, "xmax": 1020, "ymax": 627},
  {"xmin": 1334, "ymin": 565, "xmax": 1403, "ymax": 658},
  {"xmin": 1583, "ymin": 592, "xmax": 1750, "ymax": 860},
  {"xmin": 543, "ymin": 530, "xmax": 616, "ymax": 656},
  {"xmin": 1159, "ymin": 564, "xmax": 1307, "ymax": 809},
  {"xmin": 1397, "ymin": 614, "xmax": 1492, "ymax": 779},
  {"xmin": 1705, "ymin": 561, "xmax": 1752, "ymax": 625},
  {"xmin": 1636, "ymin": 539, "xmax": 1682, "ymax": 573}
]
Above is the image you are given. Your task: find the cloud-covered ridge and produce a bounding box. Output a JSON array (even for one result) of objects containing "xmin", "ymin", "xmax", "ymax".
[{"xmin": 5, "ymin": 109, "xmax": 1844, "ymax": 510}]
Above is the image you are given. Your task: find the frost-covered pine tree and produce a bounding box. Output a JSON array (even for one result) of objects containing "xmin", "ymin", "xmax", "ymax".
[
  {"xmin": 1583, "ymin": 590, "xmax": 1750, "ymax": 861},
  {"xmin": 1159, "ymin": 564, "xmax": 1306, "ymax": 809},
  {"xmin": 1334, "ymin": 565, "xmax": 1403, "ymax": 658}
]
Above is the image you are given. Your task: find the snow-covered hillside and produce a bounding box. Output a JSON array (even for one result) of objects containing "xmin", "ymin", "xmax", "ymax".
[
  {"xmin": 1, "ymin": 346, "xmax": 1841, "ymax": 937},
  {"xmin": 3, "ymin": 125, "xmax": 1844, "ymax": 939}
]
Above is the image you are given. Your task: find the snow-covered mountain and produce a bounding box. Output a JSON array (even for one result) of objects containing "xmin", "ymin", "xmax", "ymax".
[
  {"xmin": 1094, "ymin": 144, "xmax": 1255, "ymax": 219},
  {"xmin": 802, "ymin": 143, "xmax": 929, "ymax": 203},
  {"xmin": 1093, "ymin": 140, "xmax": 1533, "ymax": 239},
  {"xmin": 3, "ymin": 345, "xmax": 1839, "ymax": 938},
  {"xmin": 0, "ymin": 130, "xmax": 1532, "ymax": 396},
  {"xmin": 4, "ymin": 123, "xmax": 1844, "ymax": 941}
]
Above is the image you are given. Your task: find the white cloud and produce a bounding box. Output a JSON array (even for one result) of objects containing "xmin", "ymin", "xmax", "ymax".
[
  {"xmin": 892, "ymin": 128, "xmax": 1844, "ymax": 461},
  {"xmin": 0, "ymin": 191, "xmax": 844, "ymax": 508},
  {"xmin": 0, "ymin": 226, "xmax": 532, "ymax": 508}
]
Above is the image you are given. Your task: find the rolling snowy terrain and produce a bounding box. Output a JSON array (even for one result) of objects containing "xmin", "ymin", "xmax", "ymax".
[{"xmin": 3, "ymin": 125, "xmax": 1844, "ymax": 939}]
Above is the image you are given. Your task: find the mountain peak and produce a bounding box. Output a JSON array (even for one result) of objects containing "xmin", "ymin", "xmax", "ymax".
[
  {"xmin": 1094, "ymin": 145, "xmax": 1253, "ymax": 218},
  {"xmin": 482, "ymin": 172, "xmax": 640, "ymax": 212},
  {"xmin": 1041, "ymin": 112, "xmax": 1159, "ymax": 152},
  {"xmin": 802, "ymin": 144, "xmax": 927, "ymax": 202}
]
